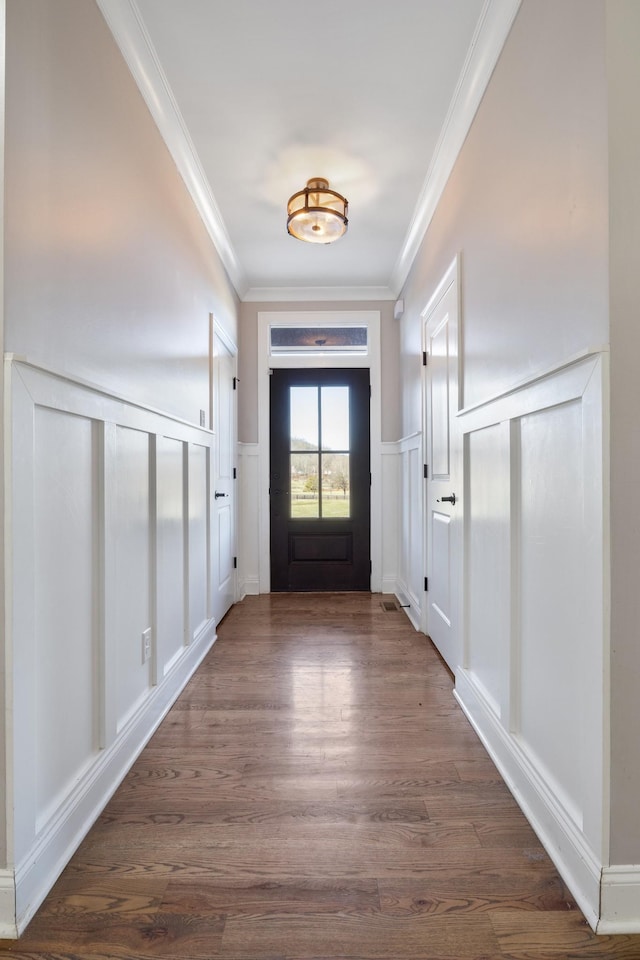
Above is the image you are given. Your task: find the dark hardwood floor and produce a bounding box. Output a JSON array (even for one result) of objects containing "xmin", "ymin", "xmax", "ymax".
[{"xmin": 3, "ymin": 593, "xmax": 639, "ymax": 959}]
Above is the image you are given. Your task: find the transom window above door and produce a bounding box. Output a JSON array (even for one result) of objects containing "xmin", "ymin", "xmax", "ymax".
[{"xmin": 270, "ymin": 325, "xmax": 368, "ymax": 356}]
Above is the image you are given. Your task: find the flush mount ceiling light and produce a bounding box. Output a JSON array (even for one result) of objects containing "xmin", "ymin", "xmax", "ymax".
[{"xmin": 286, "ymin": 177, "xmax": 348, "ymax": 244}]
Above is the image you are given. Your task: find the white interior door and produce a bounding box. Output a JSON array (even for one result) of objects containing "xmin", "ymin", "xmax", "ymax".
[
  {"xmin": 212, "ymin": 331, "xmax": 236, "ymax": 623},
  {"xmin": 424, "ymin": 275, "xmax": 462, "ymax": 674}
]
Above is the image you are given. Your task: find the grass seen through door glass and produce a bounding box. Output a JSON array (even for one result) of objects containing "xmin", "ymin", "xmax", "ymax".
[{"xmin": 291, "ymin": 496, "xmax": 350, "ymax": 519}]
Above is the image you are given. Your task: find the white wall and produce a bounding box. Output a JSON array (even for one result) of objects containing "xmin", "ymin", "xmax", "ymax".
[
  {"xmin": 0, "ymin": 0, "xmax": 239, "ymax": 935},
  {"xmin": 399, "ymin": 0, "xmax": 607, "ymax": 436},
  {"xmin": 4, "ymin": 0, "xmax": 238, "ymax": 422},
  {"xmin": 397, "ymin": 0, "xmax": 620, "ymax": 931},
  {"xmin": 607, "ymin": 0, "xmax": 640, "ymax": 873},
  {"xmin": 6, "ymin": 361, "xmax": 217, "ymax": 934}
]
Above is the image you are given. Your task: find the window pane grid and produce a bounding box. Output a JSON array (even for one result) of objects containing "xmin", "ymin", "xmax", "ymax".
[{"xmin": 289, "ymin": 385, "xmax": 351, "ymax": 519}]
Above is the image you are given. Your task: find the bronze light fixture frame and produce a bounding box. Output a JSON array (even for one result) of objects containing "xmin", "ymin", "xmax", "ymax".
[{"xmin": 286, "ymin": 177, "xmax": 349, "ymax": 244}]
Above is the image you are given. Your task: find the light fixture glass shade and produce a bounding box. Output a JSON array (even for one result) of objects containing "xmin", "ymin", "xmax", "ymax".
[{"xmin": 287, "ymin": 177, "xmax": 348, "ymax": 244}]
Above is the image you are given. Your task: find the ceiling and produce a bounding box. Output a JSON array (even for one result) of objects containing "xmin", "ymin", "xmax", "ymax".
[{"xmin": 97, "ymin": 0, "xmax": 520, "ymax": 301}]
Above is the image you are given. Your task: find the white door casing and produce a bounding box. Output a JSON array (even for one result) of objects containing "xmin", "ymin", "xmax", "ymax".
[
  {"xmin": 212, "ymin": 325, "xmax": 237, "ymax": 623},
  {"xmin": 256, "ymin": 311, "xmax": 382, "ymax": 594},
  {"xmin": 423, "ymin": 258, "xmax": 463, "ymax": 674}
]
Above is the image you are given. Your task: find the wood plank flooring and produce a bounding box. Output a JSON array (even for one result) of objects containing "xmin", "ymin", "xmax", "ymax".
[{"xmin": 3, "ymin": 593, "xmax": 640, "ymax": 959}]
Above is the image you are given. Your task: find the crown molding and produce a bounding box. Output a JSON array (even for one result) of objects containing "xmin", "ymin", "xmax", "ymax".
[
  {"xmin": 97, "ymin": 0, "xmax": 520, "ymax": 303},
  {"xmin": 242, "ymin": 286, "xmax": 395, "ymax": 303},
  {"xmin": 389, "ymin": 0, "xmax": 522, "ymax": 295},
  {"xmin": 95, "ymin": 0, "xmax": 247, "ymax": 296}
]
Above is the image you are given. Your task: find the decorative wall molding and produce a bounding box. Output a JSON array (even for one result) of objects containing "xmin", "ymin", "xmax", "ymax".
[
  {"xmin": 390, "ymin": 0, "xmax": 522, "ymax": 294},
  {"xmin": 396, "ymin": 433, "xmax": 423, "ymax": 630},
  {"xmin": 0, "ymin": 874, "xmax": 16, "ymax": 940},
  {"xmin": 2, "ymin": 357, "xmax": 217, "ymax": 934},
  {"xmin": 237, "ymin": 443, "xmax": 260, "ymax": 599},
  {"xmin": 599, "ymin": 867, "xmax": 640, "ymax": 934},
  {"xmin": 380, "ymin": 442, "xmax": 400, "ymax": 598},
  {"xmin": 455, "ymin": 349, "xmax": 609, "ymax": 931},
  {"xmin": 95, "ymin": 0, "xmax": 245, "ymax": 296},
  {"xmin": 14, "ymin": 629, "xmax": 214, "ymax": 933},
  {"xmin": 455, "ymin": 673, "xmax": 602, "ymax": 931},
  {"xmin": 243, "ymin": 286, "xmax": 396, "ymax": 303},
  {"xmin": 97, "ymin": 1, "xmax": 521, "ymax": 303}
]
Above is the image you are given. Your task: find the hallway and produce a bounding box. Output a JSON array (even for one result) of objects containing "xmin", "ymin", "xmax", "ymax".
[{"xmin": 3, "ymin": 594, "xmax": 639, "ymax": 959}]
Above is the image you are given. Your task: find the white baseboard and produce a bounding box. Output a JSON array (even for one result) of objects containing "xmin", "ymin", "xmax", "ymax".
[
  {"xmin": 0, "ymin": 873, "xmax": 17, "ymax": 939},
  {"xmin": 380, "ymin": 577, "xmax": 398, "ymax": 595},
  {"xmin": 12, "ymin": 622, "xmax": 216, "ymax": 935},
  {"xmin": 238, "ymin": 577, "xmax": 260, "ymax": 599},
  {"xmin": 454, "ymin": 668, "xmax": 602, "ymax": 932},
  {"xmin": 395, "ymin": 580, "xmax": 421, "ymax": 631},
  {"xmin": 598, "ymin": 866, "xmax": 640, "ymax": 933}
]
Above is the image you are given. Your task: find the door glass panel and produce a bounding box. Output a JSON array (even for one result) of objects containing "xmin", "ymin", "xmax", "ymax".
[
  {"xmin": 291, "ymin": 453, "xmax": 319, "ymax": 518},
  {"xmin": 289, "ymin": 384, "xmax": 352, "ymax": 520},
  {"xmin": 290, "ymin": 387, "xmax": 319, "ymax": 450},
  {"xmin": 322, "ymin": 453, "xmax": 350, "ymax": 518},
  {"xmin": 321, "ymin": 386, "xmax": 350, "ymax": 451}
]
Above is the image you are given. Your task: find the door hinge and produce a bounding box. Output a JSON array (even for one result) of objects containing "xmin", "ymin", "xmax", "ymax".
[
  {"xmin": 369, "ymin": 385, "xmax": 372, "ymax": 398},
  {"xmin": 422, "ymin": 351, "xmax": 428, "ymax": 366},
  {"xmin": 370, "ymin": 472, "xmax": 372, "ymax": 486},
  {"xmin": 233, "ymin": 467, "xmax": 237, "ymax": 479},
  {"xmin": 370, "ymin": 560, "xmax": 372, "ymax": 573},
  {"xmin": 233, "ymin": 556, "xmax": 237, "ymax": 569},
  {"xmin": 423, "ymin": 463, "xmax": 429, "ymax": 479},
  {"xmin": 233, "ymin": 376, "xmax": 238, "ymax": 390},
  {"xmin": 424, "ymin": 577, "xmax": 429, "ymax": 592}
]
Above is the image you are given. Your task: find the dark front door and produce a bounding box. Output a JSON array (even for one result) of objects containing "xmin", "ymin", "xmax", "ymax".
[{"xmin": 270, "ymin": 368, "xmax": 370, "ymax": 591}]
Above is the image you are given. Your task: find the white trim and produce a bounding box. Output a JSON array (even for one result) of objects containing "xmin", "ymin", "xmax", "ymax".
[
  {"xmin": 458, "ymin": 344, "xmax": 610, "ymax": 419},
  {"xmin": 237, "ymin": 443, "xmax": 260, "ymax": 601},
  {"xmin": 213, "ymin": 320, "xmax": 238, "ymax": 357},
  {"xmin": 97, "ymin": 1, "xmax": 520, "ymax": 303},
  {"xmin": 14, "ymin": 627, "xmax": 215, "ymax": 933},
  {"xmin": 421, "ymin": 256, "xmax": 463, "ymax": 661},
  {"xmin": 95, "ymin": 0, "xmax": 246, "ymax": 297},
  {"xmin": 243, "ymin": 286, "xmax": 395, "ymax": 303},
  {"xmin": 454, "ymin": 675, "xmax": 602, "ymax": 931},
  {"xmin": 257, "ymin": 311, "xmax": 382, "ymax": 594},
  {"xmin": 599, "ymin": 867, "xmax": 640, "ymax": 934},
  {"xmin": 0, "ymin": 872, "xmax": 16, "ymax": 940},
  {"xmin": 454, "ymin": 349, "xmax": 609, "ymax": 932},
  {"xmin": 391, "ymin": 0, "xmax": 522, "ymax": 294},
  {"xmin": 5, "ymin": 353, "xmax": 213, "ymax": 434},
  {"xmin": 3, "ymin": 357, "xmax": 218, "ymax": 935}
]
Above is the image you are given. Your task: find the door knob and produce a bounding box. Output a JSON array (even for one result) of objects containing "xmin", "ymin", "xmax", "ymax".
[
  {"xmin": 214, "ymin": 491, "xmax": 228, "ymax": 499},
  {"xmin": 439, "ymin": 493, "xmax": 457, "ymax": 505}
]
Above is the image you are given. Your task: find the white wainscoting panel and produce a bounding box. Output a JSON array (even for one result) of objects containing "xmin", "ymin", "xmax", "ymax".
[
  {"xmin": 156, "ymin": 436, "xmax": 186, "ymax": 677},
  {"xmin": 517, "ymin": 399, "xmax": 587, "ymax": 829},
  {"xmin": 188, "ymin": 443, "xmax": 209, "ymax": 641},
  {"xmin": 114, "ymin": 425, "xmax": 151, "ymax": 733},
  {"xmin": 4, "ymin": 357, "xmax": 217, "ymax": 934},
  {"xmin": 380, "ymin": 442, "xmax": 400, "ymax": 595},
  {"xmin": 455, "ymin": 350, "xmax": 608, "ymax": 931},
  {"xmin": 34, "ymin": 408, "xmax": 99, "ymax": 834},
  {"xmin": 465, "ymin": 422, "xmax": 510, "ymax": 720},
  {"xmin": 237, "ymin": 443, "xmax": 260, "ymax": 597},
  {"xmin": 397, "ymin": 433, "xmax": 423, "ymax": 627}
]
